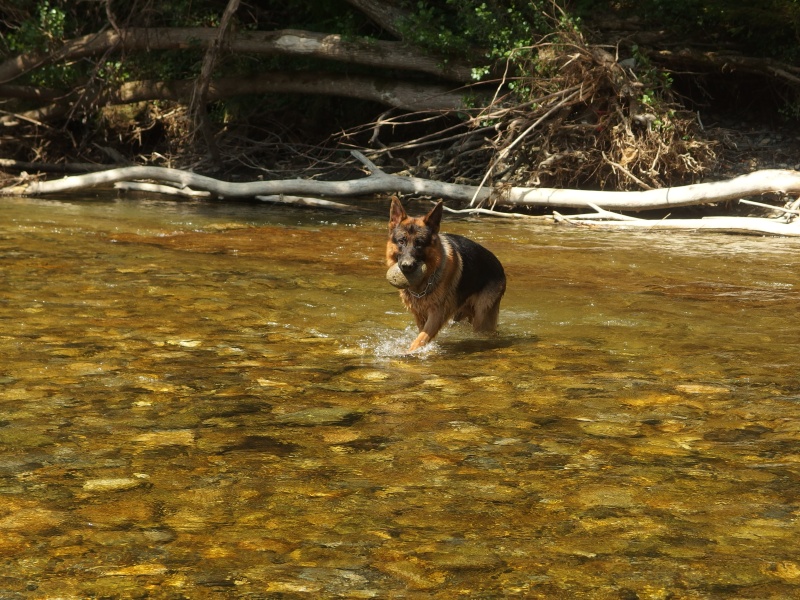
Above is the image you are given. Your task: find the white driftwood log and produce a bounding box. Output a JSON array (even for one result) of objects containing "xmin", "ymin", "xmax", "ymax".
[
  {"xmin": 113, "ymin": 181, "xmax": 211, "ymax": 197},
  {"xmin": 554, "ymin": 202, "xmax": 800, "ymax": 236},
  {"xmin": 3, "ymin": 153, "xmax": 800, "ymax": 214},
  {"xmin": 501, "ymin": 169, "xmax": 800, "ymax": 211},
  {"xmin": 555, "ymin": 215, "xmax": 800, "ymax": 236},
  {"xmin": 1, "ymin": 159, "xmax": 487, "ymax": 200}
]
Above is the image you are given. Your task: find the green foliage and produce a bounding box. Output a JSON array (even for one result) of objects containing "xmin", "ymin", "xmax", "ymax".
[
  {"xmin": 398, "ymin": 0, "xmax": 554, "ymax": 79},
  {"xmin": 779, "ymin": 98, "xmax": 800, "ymax": 121},
  {"xmin": 5, "ymin": 0, "xmax": 77, "ymax": 87},
  {"xmin": 7, "ymin": 0, "xmax": 66, "ymax": 53},
  {"xmin": 631, "ymin": 43, "xmax": 673, "ymax": 111}
]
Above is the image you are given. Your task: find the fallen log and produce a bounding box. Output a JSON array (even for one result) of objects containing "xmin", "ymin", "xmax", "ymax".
[
  {"xmin": 3, "ymin": 153, "xmax": 800, "ymax": 215},
  {"xmin": 498, "ymin": 169, "xmax": 800, "ymax": 211},
  {"xmin": 2, "ymin": 72, "xmax": 468, "ymax": 126},
  {"xmin": 553, "ymin": 202, "xmax": 800, "ymax": 236},
  {"xmin": 0, "ymin": 27, "xmax": 472, "ymax": 85},
  {"xmin": 0, "ymin": 153, "xmax": 492, "ymax": 200}
]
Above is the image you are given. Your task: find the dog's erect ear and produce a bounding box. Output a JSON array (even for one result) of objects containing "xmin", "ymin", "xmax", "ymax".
[
  {"xmin": 423, "ymin": 201, "xmax": 444, "ymax": 234},
  {"xmin": 389, "ymin": 196, "xmax": 407, "ymax": 230}
]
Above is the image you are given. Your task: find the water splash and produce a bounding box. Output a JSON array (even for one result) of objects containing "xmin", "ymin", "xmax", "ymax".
[{"xmin": 356, "ymin": 326, "xmax": 439, "ymax": 358}]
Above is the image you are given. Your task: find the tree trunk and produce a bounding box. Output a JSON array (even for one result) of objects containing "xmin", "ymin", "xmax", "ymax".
[
  {"xmin": 1, "ymin": 72, "xmax": 469, "ymax": 125},
  {"xmin": 343, "ymin": 0, "xmax": 408, "ymax": 38},
  {"xmin": 0, "ymin": 28, "xmax": 472, "ymax": 85}
]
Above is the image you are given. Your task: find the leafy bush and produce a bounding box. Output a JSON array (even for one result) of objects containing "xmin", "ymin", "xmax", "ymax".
[{"xmin": 398, "ymin": 0, "xmax": 555, "ymax": 79}]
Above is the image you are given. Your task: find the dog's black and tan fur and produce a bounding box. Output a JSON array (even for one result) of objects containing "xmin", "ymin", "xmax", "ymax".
[{"xmin": 387, "ymin": 196, "xmax": 506, "ymax": 351}]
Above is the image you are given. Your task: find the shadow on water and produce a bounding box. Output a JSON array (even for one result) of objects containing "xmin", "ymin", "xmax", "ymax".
[
  {"xmin": 436, "ymin": 334, "xmax": 526, "ymax": 355},
  {"xmin": 2, "ymin": 196, "xmax": 800, "ymax": 597}
]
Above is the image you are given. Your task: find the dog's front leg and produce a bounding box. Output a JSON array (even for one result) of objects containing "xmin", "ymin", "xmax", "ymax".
[{"xmin": 409, "ymin": 314, "xmax": 445, "ymax": 352}]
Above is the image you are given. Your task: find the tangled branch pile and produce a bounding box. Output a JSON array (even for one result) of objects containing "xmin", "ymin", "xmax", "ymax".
[{"xmin": 345, "ymin": 26, "xmax": 717, "ymax": 194}]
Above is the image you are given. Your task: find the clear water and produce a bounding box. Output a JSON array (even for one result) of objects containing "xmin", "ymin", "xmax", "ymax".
[{"xmin": 1, "ymin": 195, "xmax": 800, "ymax": 598}]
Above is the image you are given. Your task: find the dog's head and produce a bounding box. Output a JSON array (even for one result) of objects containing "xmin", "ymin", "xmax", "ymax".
[{"xmin": 386, "ymin": 197, "xmax": 443, "ymax": 276}]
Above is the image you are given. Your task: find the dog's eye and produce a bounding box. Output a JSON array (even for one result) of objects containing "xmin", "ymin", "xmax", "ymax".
[
  {"xmin": 396, "ymin": 236, "xmax": 407, "ymax": 247},
  {"xmin": 414, "ymin": 239, "xmax": 425, "ymax": 248}
]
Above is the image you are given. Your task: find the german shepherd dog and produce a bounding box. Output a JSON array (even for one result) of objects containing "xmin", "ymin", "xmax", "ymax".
[{"xmin": 386, "ymin": 196, "xmax": 506, "ymax": 352}]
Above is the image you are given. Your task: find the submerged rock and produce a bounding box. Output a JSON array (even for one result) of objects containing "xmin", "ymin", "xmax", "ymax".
[
  {"xmin": 276, "ymin": 407, "xmax": 363, "ymax": 427},
  {"xmin": 82, "ymin": 477, "xmax": 146, "ymax": 493}
]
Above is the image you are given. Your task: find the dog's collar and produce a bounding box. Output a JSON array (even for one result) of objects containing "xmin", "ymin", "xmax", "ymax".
[
  {"xmin": 406, "ymin": 272, "xmax": 439, "ymax": 298},
  {"xmin": 406, "ymin": 235, "xmax": 449, "ymax": 299}
]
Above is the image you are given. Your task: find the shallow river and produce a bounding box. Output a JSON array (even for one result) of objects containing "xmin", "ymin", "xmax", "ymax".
[{"xmin": 2, "ymin": 195, "xmax": 800, "ymax": 598}]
